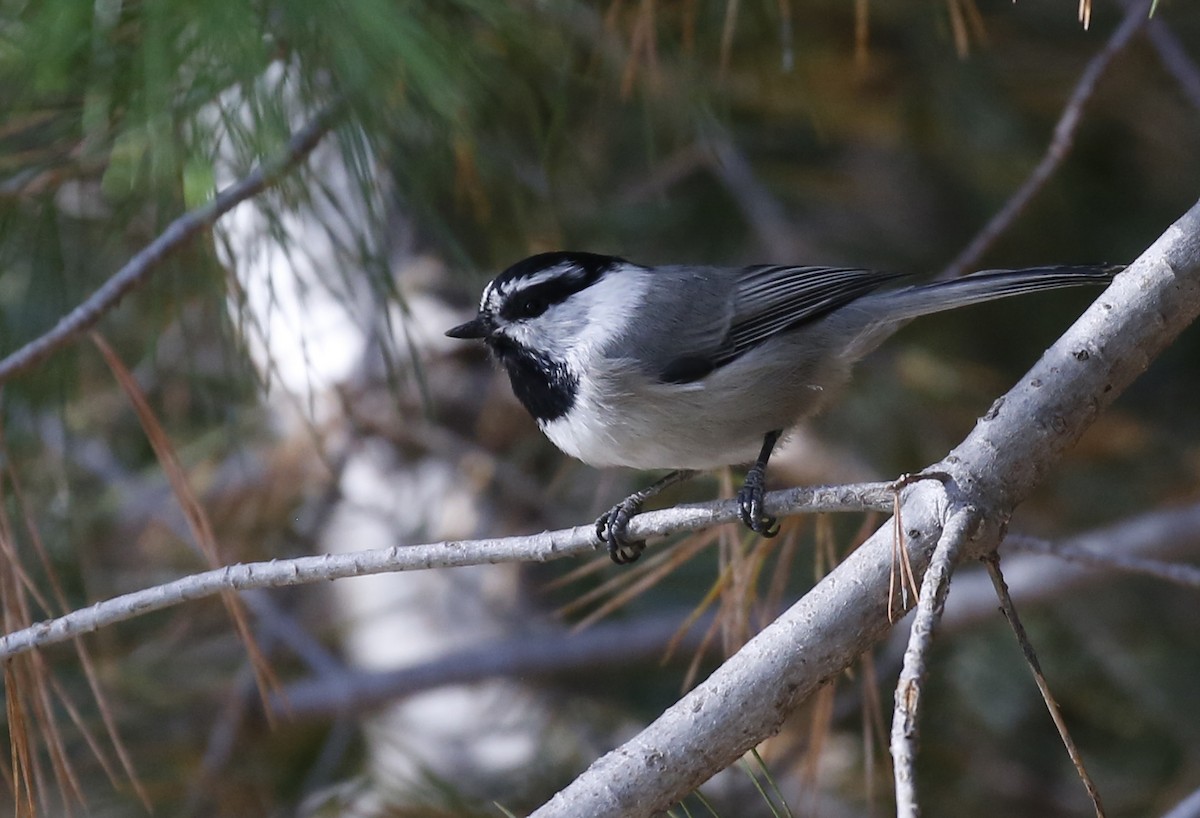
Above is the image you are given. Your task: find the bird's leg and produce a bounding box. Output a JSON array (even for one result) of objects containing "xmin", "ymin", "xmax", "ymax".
[
  {"xmin": 596, "ymin": 469, "xmax": 698, "ymax": 564},
  {"xmin": 737, "ymin": 430, "xmax": 782, "ymax": 537}
]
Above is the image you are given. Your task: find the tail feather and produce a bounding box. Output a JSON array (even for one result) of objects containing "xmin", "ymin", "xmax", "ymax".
[{"xmin": 874, "ymin": 263, "xmax": 1122, "ymax": 322}]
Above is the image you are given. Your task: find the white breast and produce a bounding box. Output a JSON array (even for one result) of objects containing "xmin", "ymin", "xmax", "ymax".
[
  {"xmin": 540, "ymin": 359, "xmax": 768, "ymax": 470},
  {"xmin": 541, "ymin": 329, "xmax": 837, "ymax": 471}
]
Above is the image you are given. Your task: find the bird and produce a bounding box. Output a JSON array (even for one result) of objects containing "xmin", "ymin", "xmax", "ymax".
[{"xmin": 446, "ymin": 251, "xmax": 1119, "ymax": 564}]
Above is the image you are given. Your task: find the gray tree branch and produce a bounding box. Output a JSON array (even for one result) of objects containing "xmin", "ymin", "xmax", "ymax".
[
  {"xmin": 891, "ymin": 505, "xmax": 979, "ymax": 816},
  {"xmin": 0, "ymin": 101, "xmax": 343, "ymax": 385}
]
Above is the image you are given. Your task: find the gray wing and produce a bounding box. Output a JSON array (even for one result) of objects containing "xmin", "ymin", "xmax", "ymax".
[{"xmin": 655, "ymin": 265, "xmax": 907, "ymax": 384}]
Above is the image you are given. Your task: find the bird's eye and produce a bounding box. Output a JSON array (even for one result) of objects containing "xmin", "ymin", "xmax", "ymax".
[{"xmin": 515, "ymin": 295, "xmax": 549, "ymax": 319}]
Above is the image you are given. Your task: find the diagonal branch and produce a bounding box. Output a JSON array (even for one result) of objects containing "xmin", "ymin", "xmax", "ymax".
[
  {"xmin": 1005, "ymin": 533, "xmax": 1200, "ymax": 589},
  {"xmin": 940, "ymin": 1, "xmax": 1149, "ymax": 278},
  {"xmin": 0, "ymin": 101, "xmax": 344, "ymax": 386},
  {"xmin": 274, "ymin": 609, "xmax": 716, "ymax": 720}
]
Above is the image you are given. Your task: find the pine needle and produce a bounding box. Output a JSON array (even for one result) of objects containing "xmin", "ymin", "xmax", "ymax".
[{"xmin": 91, "ymin": 332, "xmax": 282, "ymax": 718}]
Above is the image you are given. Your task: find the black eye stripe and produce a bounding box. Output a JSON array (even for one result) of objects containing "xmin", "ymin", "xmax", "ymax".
[{"xmin": 500, "ymin": 277, "xmax": 594, "ymax": 321}]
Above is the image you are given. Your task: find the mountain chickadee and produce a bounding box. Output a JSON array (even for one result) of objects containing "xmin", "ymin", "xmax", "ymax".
[{"xmin": 447, "ymin": 252, "xmax": 1118, "ymax": 563}]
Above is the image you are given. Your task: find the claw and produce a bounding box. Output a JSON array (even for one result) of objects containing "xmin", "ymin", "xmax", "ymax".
[
  {"xmin": 595, "ymin": 501, "xmax": 647, "ymax": 564},
  {"xmin": 736, "ymin": 468, "xmax": 779, "ymax": 538},
  {"xmin": 593, "ymin": 470, "xmax": 698, "ymax": 565}
]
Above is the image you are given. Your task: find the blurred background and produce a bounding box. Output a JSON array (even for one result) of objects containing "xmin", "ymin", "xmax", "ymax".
[{"xmin": 1, "ymin": 0, "xmax": 1199, "ymax": 815}]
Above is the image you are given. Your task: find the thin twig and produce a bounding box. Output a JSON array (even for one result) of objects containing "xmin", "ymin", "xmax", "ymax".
[
  {"xmin": 983, "ymin": 554, "xmax": 1107, "ymax": 818},
  {"xmin": 886, "ymin": 503, "xmax": 1200, "ymax": 649},
  {"xmin": 1005, "ymin": 533, "xmax": 1200, "ymax": 589},
  {"xmin": 703, "ymin": 129, "xmax": 808, "ymax": 259},
  {"xmin": 184, "ymin": 638, "xmax": 280, "ymax": 816},
  {"xmin": 1141, "ymin": 8, "xmax": 1200, "ymax": 113},
  {"xmin": 0, "ymin": 100, "xmax": 344, "ymax": 385},
  {"xmin": 940, "ymin": 2, "xmax": 1149, "ymax": 278},
  {"xmin": 275, "ymin": 610, "xmax": 714, "ymax": 720},
  {"xmin": 0, "ymin": 480, "xmax": 898, "ymax": 661},
  {"xmin": 891, "ymin": 506, "xmax": 979, "ymax": 818}
]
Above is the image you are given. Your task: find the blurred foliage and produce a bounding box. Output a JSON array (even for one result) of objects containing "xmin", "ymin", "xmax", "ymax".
[{"xmin": 1, "ymin": 0, "xmax": 1199, "ymax": 815}]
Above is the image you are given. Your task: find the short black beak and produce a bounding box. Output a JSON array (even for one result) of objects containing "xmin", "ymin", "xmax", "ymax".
[{"xmin": 446, "ymin": 315, "xmax": 493, "ymax": 340}]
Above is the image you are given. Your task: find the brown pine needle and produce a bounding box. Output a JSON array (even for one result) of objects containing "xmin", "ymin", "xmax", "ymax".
[
  {"xmin": 555, "ymin": 532, "xmax": 705, "ymax": 620},
  {"xmin": 963, "ymin": 0, "xmax": 989, "ymax": 46},
  {"xmin": 0, "ymin": 752, "xmax": 14, "ymax": 804},
  {"xmin": 0, "ymin": 469, "xmax": 67, "ymax": 816},
  {"xmin": 663, "ymin": 532, "xmax": 733, "ymax": 663},
  {"xmin": 571, "ymin": 531, "xmax": 714, "ymax": 632},
  {"xmin": 620, "ymin": 0, "xmax": 655, "ymax": 98},
  {"xmin": 888, "ymin": 492, "xmax": 921, "ymax": 623},
  {"xmin": 0, "ymin": 487, "xmax": 55, "ymax": 618},
  {"xmin": 855, "ymin": 0, "xmax": 870, "ymax": 69},
  {"xmin": 719, "ymin": 0, "xmax": 740, "ymax": 80},
  {"xmin": 760, "ymin": 523, "xmax": 801, "ymax": 628},
  {"xmin": 91, "ymin": 332, "xmax": 281, "ymax": 717},
  {"xmin": 643, "ymin": 0, "xmax": 659, "ymax": 86},
  {"xmin": 541, "ymin": 547, "xmax": 614, "ymax": 592},
  {"xmin": 45, "ymin": 676, "xmax": 120, "ymax": 797},
  {"xmin": 6, "ymin": 661, "xmax": 36, "ymax": 818},
  {"xmin": 721, "ymin": 531, "xmax": 754, "ymax": 652},
  {"xmin": 947, "ymin": 0, "xmax": 970, "ymax": 58},
  {"xmin": 859, "ymin": 652, "xmax": 890, "ymax": 809},
  {"xmin": 681, "ymin": 0, "xmax": 696, "ymax": 54},
  {"xmin": 29, "ymin": 653, "xmax": 86, "ymax": 812},
  {"xmin": 803, "ymin": 684, "xmax": 836, "ymax": 792},
  {"xmin": 680, "ymin": 611, "xmax": 718, "ymax": 691},
  {"xmin": 0, "ymin": 426, "xmax": 152, "ymax": 809}
]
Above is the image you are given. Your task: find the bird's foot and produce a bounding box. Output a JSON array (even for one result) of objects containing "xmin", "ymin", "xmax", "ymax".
[
  {"xmin": 736, "ymin": 469, "xmax": 779, "ymax": 538},
  {"xmin": 596, "ymin": 496, "xmax": 647, "ymax": 564}
]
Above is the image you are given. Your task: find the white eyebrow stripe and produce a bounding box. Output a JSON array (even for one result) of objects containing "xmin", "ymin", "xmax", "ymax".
[
  {"xmin": 510, "ymin": 267, "xmax": 574, "ymax": 290},
  {"xmin": 484, "ymin": 263, "xmax": 582, "ymax": 310},
  {"xmin": 479, "ymin": 279, "xmax": 497, "ymax": 310}
]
